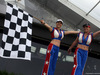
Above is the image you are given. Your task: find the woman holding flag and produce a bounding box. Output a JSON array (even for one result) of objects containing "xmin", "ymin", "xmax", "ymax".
[{"xmin": 40, "ymin": 19, "xmax": 79, "ymax": 75}]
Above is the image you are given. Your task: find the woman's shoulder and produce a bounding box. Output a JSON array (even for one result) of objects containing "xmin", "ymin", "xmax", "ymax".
[
  {"xmin": 89, "ymin": 32, "xmax": 93, "ymax": 36},
  {"xmin": 79, "ymin": 32, "xmax": 83, "ymax": 34}
]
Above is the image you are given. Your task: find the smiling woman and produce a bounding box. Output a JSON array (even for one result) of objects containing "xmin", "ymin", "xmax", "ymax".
[
  {"xmin": 40, "ymin": 19, "xmax": 79, "ymax": 75},
  {"xmin": 68, "ymin": 23, "xmax": 100, "ymax": 75}
]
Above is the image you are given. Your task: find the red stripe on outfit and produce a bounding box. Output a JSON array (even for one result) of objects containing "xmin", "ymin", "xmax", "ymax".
[
  {"xmin": 89, "ymin": 34, "xmax": 92, "ymax": 45},
  {"xmin": 82, "ymin": 34, "xmax": 83, "ymax": 43},
  {"xmin": 71, "ymin": 48, "xmax": 79, "ymax": 75},
  {"xmin": 82, "ymin": 71, "xmax": 84, "ymax": 75},
  {"xmin": 42, "ymin": 43, "xmax": 53, "ymax": 75},
  {"xmin": 51, "ymin": 29, "xmax": 54, "ymax": 39},
  {"xmin": 78, "ymin": 32, "xmax": 81, "ymax": 43}
]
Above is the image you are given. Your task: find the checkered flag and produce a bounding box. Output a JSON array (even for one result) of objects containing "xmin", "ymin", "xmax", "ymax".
[{"xmin": 0, "ymin": 3, "xmax": 33, "ymax": 60}]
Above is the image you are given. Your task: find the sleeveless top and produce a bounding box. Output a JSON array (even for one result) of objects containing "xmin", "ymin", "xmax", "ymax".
[
  {"xmin": 51, "ymin": 28, "xmax": 65, "ymax": 40},
  {"xmin": 78, "ymin": 32, "xmax": 93, "ymax": 46}
]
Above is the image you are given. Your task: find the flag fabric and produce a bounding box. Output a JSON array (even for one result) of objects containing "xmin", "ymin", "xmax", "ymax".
[{"xmin": 0, "ymin": 3, "xmax": 33, "ymax": 60}]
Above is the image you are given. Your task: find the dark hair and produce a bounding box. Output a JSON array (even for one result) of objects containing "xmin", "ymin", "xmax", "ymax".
[{"xmin": 83, "ymin": 23, "xmax": 90, "ymax": 27}]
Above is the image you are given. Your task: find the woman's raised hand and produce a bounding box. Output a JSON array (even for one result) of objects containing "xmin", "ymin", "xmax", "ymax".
[{"xmin": 40, "ymin": 20, "xmax": 45, "ymax": 25}]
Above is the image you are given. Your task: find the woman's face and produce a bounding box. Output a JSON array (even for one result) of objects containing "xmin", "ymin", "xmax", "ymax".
[
  {"xmin": 83, "ymin": 26, "xmax": 90, "ymax": 33},
  {"xmin": 56, "ymin": 21, "xmax": 62, "ymax": 28}
]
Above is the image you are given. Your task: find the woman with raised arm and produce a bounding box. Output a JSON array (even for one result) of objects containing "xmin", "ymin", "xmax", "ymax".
[
  {"xmin": 68, "ymin": 23, "xmax": 100, "ymax": 75},
  {"xmin": 40, "ymin": 19, "xmax": 79, "ymax": 75}
]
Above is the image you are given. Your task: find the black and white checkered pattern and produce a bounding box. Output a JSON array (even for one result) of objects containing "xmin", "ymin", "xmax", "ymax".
[{"xmin": 0, "ymin": 3, "xmax": 33, "ymax": 60}]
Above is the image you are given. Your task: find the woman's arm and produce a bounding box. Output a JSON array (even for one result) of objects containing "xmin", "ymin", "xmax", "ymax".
[
  {"xmin": 93, "ymin": 31, "xmax": 100, "ymax": 38},
  {"xmin": 41, "ymin": 20, "xmax": 53, "ymax": 32},
  {"xmin": 64, "ymin": 31, "xmax": 80, "ymax": 35},
  {"xmin": 68, "ymin": 37, "xmax": 78, "ymax": 54}
]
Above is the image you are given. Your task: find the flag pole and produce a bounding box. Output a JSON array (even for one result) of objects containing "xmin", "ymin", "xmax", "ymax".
[{"xmin": 33, "ymin": 16, "xmax": 41, "ymax": 22}]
